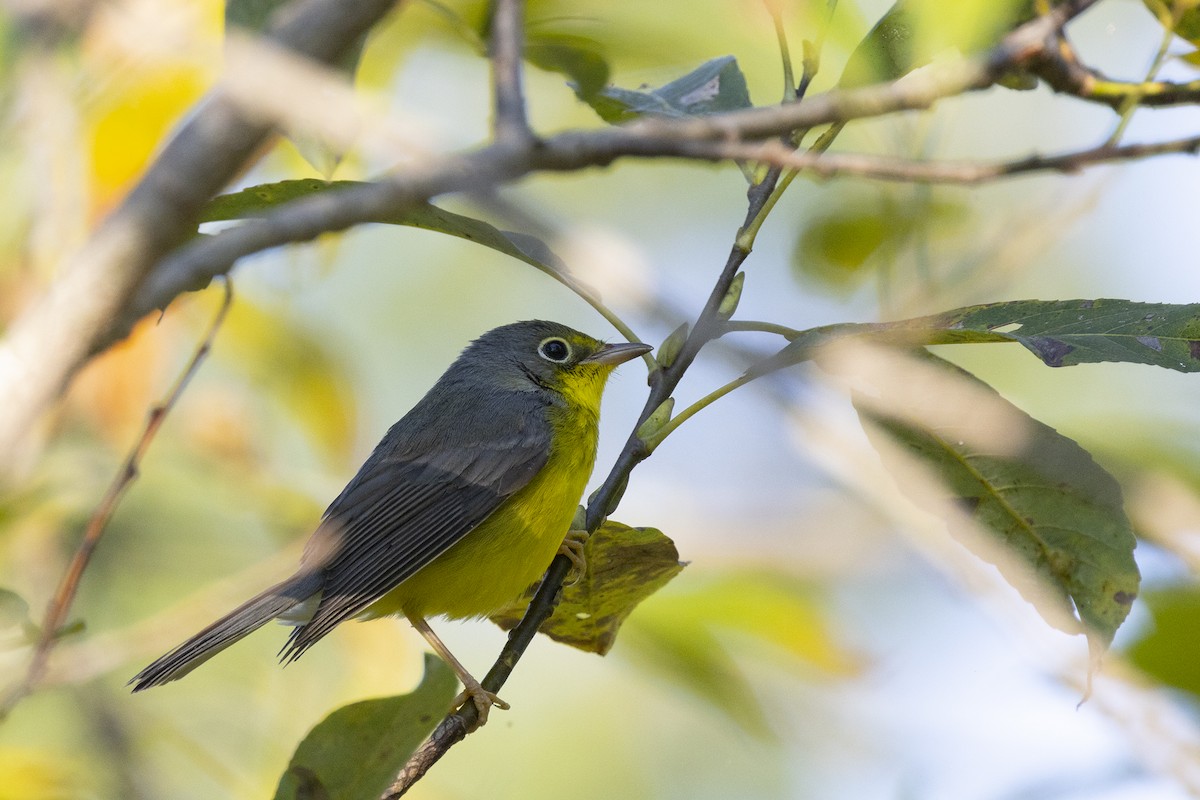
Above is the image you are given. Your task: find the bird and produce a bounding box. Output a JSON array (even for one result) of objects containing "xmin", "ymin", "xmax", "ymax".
[{"xmin": 130, "ymin": 320, "xmax": 651, "ymax": 724}]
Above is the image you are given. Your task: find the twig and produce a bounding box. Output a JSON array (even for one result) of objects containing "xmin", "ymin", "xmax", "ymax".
[
  {"xmin": 796, "ymin": 0, "xmax": 838, "ymax": 100},
  {"xmin": 1102, "ymin": 16, "xmax": 1175, "ymax": 146},
  {"xmin": 689, "ymin": 133, "xmax": 1200, "ymax": 184},
  {"xmin": 384, "ymin": 8, "xmax": 859, "ymax": 799},
  {"xmin": 114, "ymin": 0, "xmax": 1107, "ymax": 356},
  {"xmin": 0, "ymin": 281, "xmax": 234, "ymax": 717},
  {"xmin": 489, "ymin": 0, "xmax": 533, "ymax": 144},
  {"xmin": 1023, "ymin": 1, "xmax": 1200, "ymax": 111},
  {"xmin": 767, "ymin": 1, "xmax": 796, "ymax": 100}
]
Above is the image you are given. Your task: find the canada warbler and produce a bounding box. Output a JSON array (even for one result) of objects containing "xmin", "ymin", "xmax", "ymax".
[{"xmin": 131, "ymin": 320, "xmax": 650, "ymax": 723}]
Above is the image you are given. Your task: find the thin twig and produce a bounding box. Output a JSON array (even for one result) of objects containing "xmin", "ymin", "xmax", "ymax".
[
  {"xmin": 767, "ymin": 1, "xmax": 796, "ymax": 100},
  {"xmin": 489, "ymin": 0, "xmax": 532, "ymax": 144},
  {"xmin": 796, "ymin": 0, "xmax": 838, "ymax": 100},
  {"xmin": 0, "ymin": 281, "xmax": 234, "ymax": 717},
  {"xmin": 1102, "ymin": 19, "xmax": 1175, "ymax": 146},
  {"xmin": 118, "ymin": 1, "xmax": 1106, "ymax": 353},
  {"xmin": 689, "ymin": 132, "xmax": 1200, "ymax": 184}
]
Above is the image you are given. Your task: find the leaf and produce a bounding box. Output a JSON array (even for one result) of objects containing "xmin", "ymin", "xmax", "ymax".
[
  {"xmin": 839, "ymin": 0, "xmax": 1037, "ymax": 87},
  {"xmin": 0, "ymin": 747, "xmax": 79, "ymax": 800},
  {"xmin": 919, "ymin": 299, "xmax": 1200, "ymax": 371},
  {"xmin": 226, "ymin": 0, "xmax": 367, "ymax": 175},
  {"xmin": 847, "ymin": 348, "xmax": 1139, "ymax": 651},
  {"xmin": 0, "ymin": 587, "xmax": 38, "ymax": 647},
  {"xmin": 1126, "ymin": 585, "xmax": 1200, "ymax": 695},
  {"xmin": 489, "ymin": 521, "xmax": 685, "ymax": 655},
  {"xmin": 524, "ymin": 33, "xmax": 610, "ymax": 99},
  {"xmin": 0, "ymin": 587, "xmax": 31, "ymax": 632},
  {"xmin": 792, "ymin": 194, "xmax": 969, "ymax": 296},
  {"xmin": 273, "ymin": 654, "xmax": 457, "ymax": 800},
  {"xmin": 1142, "ymin": 0, "xmax": 1200, "ymax": 45},
  {"xmin": 621, "ymin": 572, "xmax": 859, "ymax": 735},
  {"xmin": 201, "ymin": 180, "xmax": 570, "ymax": 282},
  {"xmin": 222, "ymin": 299, "xmax": 357, "ymax": 463},
  {"xmin": 580, "ymin": 56, "xmax": 752, "ymax": 124},
  {"xmin": 750, "ymin": 299, "xmax": 1200, "ymax": 378}
]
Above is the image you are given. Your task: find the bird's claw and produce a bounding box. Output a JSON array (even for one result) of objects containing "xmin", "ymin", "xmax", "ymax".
[
  {"xmin": 558, "ymin": 529, "xmax": 588, "ymax": 586},
  {"xmin": 453, "ymin": 680, "xmax": 509, "ymax": 730}
]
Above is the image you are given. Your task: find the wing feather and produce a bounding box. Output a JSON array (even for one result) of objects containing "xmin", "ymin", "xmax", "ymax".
[{"xmin": 280, "ymin": 402, "xmax": 551, "ymax": 660}]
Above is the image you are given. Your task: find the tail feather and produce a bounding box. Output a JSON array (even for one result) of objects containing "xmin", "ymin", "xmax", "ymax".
[{"xmin": 130, "ymin": 573, "xmax": 322, "ymax": 691}]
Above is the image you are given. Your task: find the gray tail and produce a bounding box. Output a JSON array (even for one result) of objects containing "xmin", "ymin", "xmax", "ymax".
[{"xmin": 129, "ymin": 573, "xmax": 322, "ymax": 691}]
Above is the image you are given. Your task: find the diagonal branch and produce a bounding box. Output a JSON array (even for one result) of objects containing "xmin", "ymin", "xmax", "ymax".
[
  {"xmin": 115, "ymin": 1, "xmax": 1104, "ymax": 358},
  {"xmin": 0, "ymin": 281, "xmax": 233, "ymax": 717},
  {"xmin": 686, "ymin": 133, "xmax": 1200, "ymax": 184},
  {"xmin": 380, "ymin": 1, "xmax": 1106, "ymax": 793},
  {"xmin": 0, "ymin": 0, "xmax": 400, "ymax": 473}
]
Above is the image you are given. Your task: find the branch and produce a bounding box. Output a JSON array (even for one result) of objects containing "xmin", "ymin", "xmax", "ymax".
[
  {"xmin": 0, "ymin": 282, "xmax": 233, "ymax": 717},
  {"xmin": 385, "ymin": 4, "xmax": 1110, "ymax": 795},
  {"xmin": 691, "ymin": 133, "xmax": 1200, "ymax": 184},
  {"xmin": 1029, "ymin": 37, "xmax": 1200, "ymax": 110},
  {"xmin": 116, "ymin": 1, "xmax": 1105, "ymax": 355},
  {"xmin": 489, "ymin": 0, "xmax": 532, "ymax": 144},
  {"xmin": 0, "ymin": 0, "xmax": 399, "ymax": 472}
]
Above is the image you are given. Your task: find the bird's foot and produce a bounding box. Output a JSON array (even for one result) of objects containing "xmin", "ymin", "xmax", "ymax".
[
  {"xmin": 558, "ymin": 529, "xmax": 588, "ymax": 585},
  {"xmin": 453, "ymin": 678, "xmax": 510, "ymax": 730}
]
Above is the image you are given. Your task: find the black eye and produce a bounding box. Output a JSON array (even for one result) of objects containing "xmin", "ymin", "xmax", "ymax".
[{"xmin": 538, "ymin": 338, "xmax": 571, "ymax": 363}]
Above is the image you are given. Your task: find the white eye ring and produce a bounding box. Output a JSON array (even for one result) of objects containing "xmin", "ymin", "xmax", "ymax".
[{"xmin": 538, "ymin": 337, "xmax": 572, "ymax": 363}]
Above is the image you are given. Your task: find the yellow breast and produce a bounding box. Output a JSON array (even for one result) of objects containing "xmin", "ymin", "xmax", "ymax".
[{"xmin": 368, "ymin": 391, "xmax": 601, "ymax": 621}]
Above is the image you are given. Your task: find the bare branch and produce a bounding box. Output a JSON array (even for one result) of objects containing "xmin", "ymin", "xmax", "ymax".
[
  {"xmin": 115, "ymin": 8, "xmax": 1083, "ymax": 342},
  {"xmin": 1029, "ymin": 34, "xmax": 1200, "ymax": 110},
  {"xmin": 696, "ymin": 133, "xmax": 1200, "ymax": 184},
  {"xmin": 0, "ymin": 281, "xmax": 233, "ymax": 717},
  {"xmin": 489, "ymin": 0, "xmax": 532, "ymax": 144}
]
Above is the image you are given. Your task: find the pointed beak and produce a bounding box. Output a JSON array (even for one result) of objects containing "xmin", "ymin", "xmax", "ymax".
[{"xmin": 583, "ymin": 341, "xmax": 653, "ymax": 366}]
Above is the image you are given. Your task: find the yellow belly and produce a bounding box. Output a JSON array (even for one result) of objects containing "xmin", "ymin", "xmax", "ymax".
[{"xmin": 366, "ymin": 412, "xmax": 598, "ymax": 621}]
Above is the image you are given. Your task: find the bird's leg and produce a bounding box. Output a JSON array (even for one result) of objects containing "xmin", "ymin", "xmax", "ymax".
[
  {"xmin": 558, "ymin": 529, "xmax": 588, "ymax": 586},
  {"xmin": 404, "ymin": 612, "xmax": 509, "ymax": 728}
]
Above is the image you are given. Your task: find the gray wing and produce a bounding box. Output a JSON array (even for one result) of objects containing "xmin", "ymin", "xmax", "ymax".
[{"xmin": 280, "ymin": 398, "xmax": 550, "ymax": 660}]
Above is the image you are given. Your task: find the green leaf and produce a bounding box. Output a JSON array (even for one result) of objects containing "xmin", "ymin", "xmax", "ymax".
[
  {"xmin": 273, "ymin": 654, "xmax": 457, "ymax": 800},
  {"xmin": 0, "ymin": 588, "xmax": 30, "ymax": 631},
  {"xmin": 524, "ymin": 33, "xmax": 610, "ymax": 99},
  {"xmin": 850, "ymin": 349, "xmax": 1139, "ymax": 650},
  {"xmin": 222, "ymin": 299, "xmax": 358, "ymax": 463},
  {"xmin": 1126, "ymin": 585, "xmax": 1200, "ymax": 695},
  {"xmin": 622, "ymin": 572, "xmax": 859, "ymax": 736},
  {"xmin": 489, "ymin": 521, "xmax": 685, "ymax": 655},
  {"xmin": 200, "ymin": 179, "xmax": 345, "ymax": 222},
  {"xmin": 792, "ymin": 194, "xmax": 968, "ymax": 296},
  {"xmin": 919, "ymin": 299, "xmax": 1200, "ymax": 371},
  {"xmin": 226, "ymin": 0, "xmax": 367, "ymax": 176},
  {"xmin": 201, "ymin": 180, "xmax": 571, "ymax": 283},
  {"xmin": 1142, "ymin": 0, "xmax": 1200, "ymax": 45},
  {"xmin": 839, "ymin": 0, "xmax": 1038, "ymax": 87},
  {"xmin": 580, "ymin": 56, "xmax": 752, "ymax": 124},
  {"xmin": 750, "ymin": 299, "xmax": 1200, "ymax": 378}
]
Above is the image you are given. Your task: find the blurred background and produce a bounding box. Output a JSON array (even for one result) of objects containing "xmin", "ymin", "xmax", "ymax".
[{"xmin": 2, "ymin": 0, "xmax": 1200, "ymax": 797}]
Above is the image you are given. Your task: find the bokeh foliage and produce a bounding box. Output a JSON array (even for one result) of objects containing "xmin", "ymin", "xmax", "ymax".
[{"xmin": 2, "ymin": 0, "xmax": 1200, "ymax": 799}]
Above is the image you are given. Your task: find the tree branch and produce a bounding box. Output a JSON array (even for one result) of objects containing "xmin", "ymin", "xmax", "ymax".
[
  {"xmin": 0, "ymin": 281, "xmax": 233, "ymax": 717},
  {"xmin": 380, "ymin": 3, "xmax": 1110, "ymax": 793},
  {"xmin": 489, "ymin": 0, "xmax": 533, "ymax": 144},
  {"xmin": 117, "ymin": 1, "xmax": 1103, "ymax": 354},
  {"xmin": 0, "ymin": 0, "xmax": 400, "ymax": 473}
]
